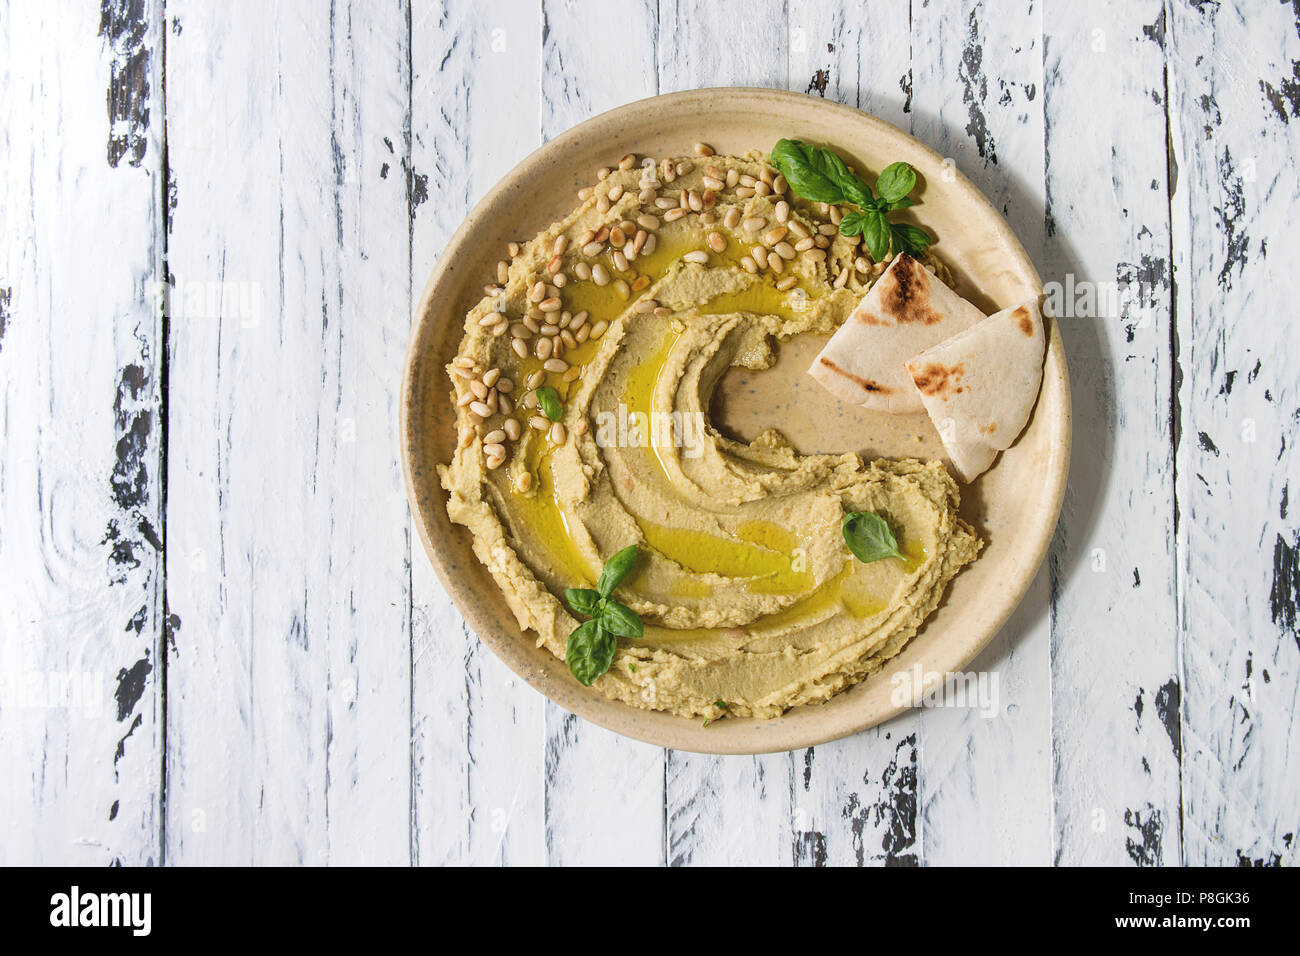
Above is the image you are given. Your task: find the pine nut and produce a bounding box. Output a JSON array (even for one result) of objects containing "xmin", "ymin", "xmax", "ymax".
[{"xmin": 549, "ymin": 422, "xmax": 567, "ymax": 444}]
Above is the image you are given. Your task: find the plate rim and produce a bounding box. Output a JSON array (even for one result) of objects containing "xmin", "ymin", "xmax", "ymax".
[{"xmin": 401, "ymin": 86, "xmax": 1071, "ymax": 755}]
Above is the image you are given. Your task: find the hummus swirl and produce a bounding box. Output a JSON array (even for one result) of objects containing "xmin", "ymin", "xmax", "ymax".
[{"xmin": 440, "ymin": 153, "xmax": 980, "ymax": 719}]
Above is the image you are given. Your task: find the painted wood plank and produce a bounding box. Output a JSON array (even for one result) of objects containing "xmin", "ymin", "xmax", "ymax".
[
  {"xmin": 163, "ymin": 0, "xmax": 411, "ymax": 865},
  {"xmin": 1039, "ymin": 0, "xmax": 1181, "ymax": 866},
  {"xmin": 784, "ymin": 0, "xmax": 931, "ymax": 869},
  {"xmin": 1167, "ymin": 0, "xmax": 1300, "ymax": 867},
  {"xmin": 537, "ymin": 0, "xmax": 666, "ymax": 867},
  {"xmin": 908, "ymin": 0, "xmax": 1054, "ymax": 866},
  {"xmin": 410, "ymin": 0, "xmax": 548, "ymax": 866},
  {"xmin": 0, "ymin": 0, "xmax": 164, "ymax": 866},
  {"xmin": 647, "ymin": 0, "xmax": 799, "ymax": 868}
]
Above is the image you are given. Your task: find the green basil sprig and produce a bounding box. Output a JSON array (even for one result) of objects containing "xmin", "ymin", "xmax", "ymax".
[
  {"xmin": 536, "ymin": 385, "xmax": 564, "ymax": 422},
  {"xmin": 564, "ymin": 545, "xmax": 643, "ymax": 686},
  {"xmin": 841, "ymin": 511, "xmax": 905, "ymax": 563},
  {"xmin": 770, "ymin": 139, "xmax": 932, "ymax": 263}
]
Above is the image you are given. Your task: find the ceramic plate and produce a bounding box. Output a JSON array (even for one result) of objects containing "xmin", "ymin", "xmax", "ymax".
[{"xmin": 401, "ymin": 88, "xmax": 1070, "ymax": 755}]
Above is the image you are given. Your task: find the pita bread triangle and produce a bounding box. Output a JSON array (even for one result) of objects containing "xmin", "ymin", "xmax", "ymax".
[
  {"xmin": 808, "ymin": 253, "xmax": 986, "ymax": 414},
  {"xmin": 905, "ymin": 297, "xmax": 1046, "ymax": 482}
]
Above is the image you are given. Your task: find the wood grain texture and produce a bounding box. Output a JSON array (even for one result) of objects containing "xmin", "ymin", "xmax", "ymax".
[
  {"xmin": 410, "ymin": 0, "xmax": 548, "ymax": 866},
  {"xmin": 908, "ymin": 0, "xmax": 1054, "ymax": 866},
  {"xmin": 1042, "ymin": 0, "xmax": 1181, "ymax": 866},
  {"xmin": 784, "ymin": 0, "xmax": 932, "ymax": 868},
  {"xmin": 3, "ymin": 0, "xmax": 1297, "ymax": 867},
  {"xmin": 163, "ymin": 0, "xmax": 411, "ymax": 865},
  {"xmin": 0, "ymin": 0, "xmax": 165, "ymax": 867},
  {"xmin": 540, "ymin": 0, "xmax": 666, "ymax": 867},
  {"xmin": 1167, "ymin": 0, "xmax": 1299, "ymax": 867}
]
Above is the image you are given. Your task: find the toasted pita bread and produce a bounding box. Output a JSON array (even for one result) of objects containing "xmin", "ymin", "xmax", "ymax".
[
  {"xmin": 905, "ymin": 297, "xmax": 1045, "ymax": 482},
  {"xmin": 809, "ymin": 253, "xmax": 986, "ymax": 414}
]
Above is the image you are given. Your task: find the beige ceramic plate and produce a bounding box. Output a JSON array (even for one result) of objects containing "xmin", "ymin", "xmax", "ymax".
[{"xmin": 401, "ymin": 88, "xmax": 1070, "ymax": 755}]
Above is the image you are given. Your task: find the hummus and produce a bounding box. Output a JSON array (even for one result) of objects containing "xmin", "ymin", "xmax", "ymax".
[{"xmin": 439, "ymin": 151, "xmax": 981, "ymax": 719}]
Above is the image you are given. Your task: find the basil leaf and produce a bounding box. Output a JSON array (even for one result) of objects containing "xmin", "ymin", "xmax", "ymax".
[
  {"xmin": 536, "ymin": 386, "xmax": 563, "ymax": 422},
  {"xmin": 817, "ymin": 148, "xmax": 873, "ymax": 208},
  {"xmin": 861, "ymin": 212, "xmax": 891, "ymax": 262},
  {"xmin": 876, "ymin": 161, "xmax": 917, "ymax": 203},
  {"xmin": 890, "ymin": 223, "xmax": 932, "ymax": 256},
  {"xmin": 842, "ymin": 511, "xmax": 905, "ymax": 563},
  {"xmin": 600, "ymin": 599, "xmax": 644, "ymax": 639},
  {"xmin": 771, "ymin": 139, "xmax": 850, "ymax": 204},
  {"xmin": 839, "ymin": 210, "xmax": 869, "ymax": 237},
  {"xmin": 884, "ymin": 196, "xmax": 916, "ymax": 211},
  {"xmin": 597, "ymin": 544, "xmax": 639, "ymax": 598},
  {"xmin": 565, "ymin": 587, "xmax": 602, "ymax": 617},
  {"xmin": 566, "ymin": 620, "xmax": 616, "ymax": 686}
]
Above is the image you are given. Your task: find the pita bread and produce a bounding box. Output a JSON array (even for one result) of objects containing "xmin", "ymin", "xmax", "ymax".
[
  {"xmin": 905, "ymin": 297, "xmax": 1046, "ymax": 482},
  {"xmin": 809, "ymin": 253, "xmax": 986, "ymax": 414}
]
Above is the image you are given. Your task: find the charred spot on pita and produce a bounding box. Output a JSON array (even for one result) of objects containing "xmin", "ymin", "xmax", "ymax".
[
  {"xmin": 882, "ymin": 254, "xmax": 942, "ymax": 325},
  {"xmin": 908, "ymin": 360, "xmax": 965, "ymax": 398},
  {"xmin": 818, "ymin": 356, "xmax": 892, "ymax": 393},
  {"xmin": 1014, "ymin": 306, "xmax": 1035, "ymax": 337}
]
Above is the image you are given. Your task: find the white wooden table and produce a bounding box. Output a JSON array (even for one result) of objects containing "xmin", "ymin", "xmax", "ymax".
[{"xmin": 1, "ymin": 0, "xmax": 1296, "ymax": 867}]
